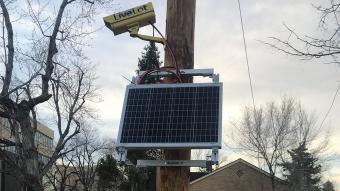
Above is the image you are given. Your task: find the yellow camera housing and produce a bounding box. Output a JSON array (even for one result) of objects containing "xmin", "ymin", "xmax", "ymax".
[{"xmin": 103, "ymin": 2, "xmax": 156, "ymax": 35}]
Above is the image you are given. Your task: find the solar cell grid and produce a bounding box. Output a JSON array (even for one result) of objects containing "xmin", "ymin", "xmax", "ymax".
[{"xmin": 118, "ymin": 83, "xmax": 222, "ymax": 148}]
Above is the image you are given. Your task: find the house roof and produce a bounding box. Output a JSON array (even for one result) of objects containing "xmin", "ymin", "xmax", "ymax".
[{"xmin": 190, "ymin": 158, "xmax": 287, "ymax": 185}]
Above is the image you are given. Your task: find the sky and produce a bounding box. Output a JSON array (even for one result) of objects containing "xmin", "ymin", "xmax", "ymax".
[
  {"xmin": 82, "ymin": 0, "xmax": 340, "ymax": 187},
  {"xmin": 16, "ymin": 0, "xmax": 339, "ymax": 188}
]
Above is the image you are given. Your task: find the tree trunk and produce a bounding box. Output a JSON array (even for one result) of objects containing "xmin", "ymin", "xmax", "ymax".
[
  {"xmin": 270, "ymin": 176, "xmax": 276, "ymax": 191},
  {"xmin": 157, "ymin": 1, "xmax": 196, "ymax": 191},
  {"xmin": 19, "ymin": 114, "xmax": 43, "ymax": 191}
]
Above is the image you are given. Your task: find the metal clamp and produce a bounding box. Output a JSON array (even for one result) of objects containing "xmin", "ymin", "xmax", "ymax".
[
  {"xmin": 116, "ymin": 147, "xmax": 127, "ymax": 162},
  {"xmin": 212, "ymin": 73, "xmax": 220, "ymax": 83},
  {"xmin": 211, "ymin": 147, "xmax": 219, "ymax": 165}
]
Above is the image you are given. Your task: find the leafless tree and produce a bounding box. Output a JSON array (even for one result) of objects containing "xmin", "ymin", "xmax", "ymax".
[
  {"xmin": 45, "ymin": 126, "xmax": 109, "ymax": 191},
  {"xmin": 264, "ymin": 1, "xmax": 340, "ymax": 64},
  {"xmin": 232, "ymin": 97, "xmax": 327, "ymax": 191},
  {"xmin": 69, "ymin": 126, "xmax": 108, "ymax": 191},
  {"xmin": 44, "ymin": 153, "xmax": 79, "ymax": 191},
  {"xmin": 0, "ymin": 0, "xmax": 109, "ymax": 190}
]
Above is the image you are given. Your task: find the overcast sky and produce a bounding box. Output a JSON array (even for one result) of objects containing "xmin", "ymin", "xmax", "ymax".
[{"xmin": 78, "ymin": 0, "xmax": 340, "ymax": 187}]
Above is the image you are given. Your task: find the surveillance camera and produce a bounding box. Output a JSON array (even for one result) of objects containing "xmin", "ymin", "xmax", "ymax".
[{"xmin": 103, "ymin": 2, "xmax": 156, "ymax": 36}]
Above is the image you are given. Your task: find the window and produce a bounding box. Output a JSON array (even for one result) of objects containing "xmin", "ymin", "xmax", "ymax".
[
  {"xmin": 38, "ymin": 154, "xmax": 50, "ymax": 164},
  {"xmin": 1, "ymin": 118, "xmax": 11, "ymax": 129},
  {"xmin": 35, "ymin": 132, "xmax": 53, "ymax": 149},
  {"xmin": 3, "ymin": 145, "xmax": 16, "ymax": 153}
]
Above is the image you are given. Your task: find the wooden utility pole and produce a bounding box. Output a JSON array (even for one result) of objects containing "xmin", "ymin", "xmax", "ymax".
[{"xmin": 157, "ymin": 0, "xmax": 196, "ymax": 191}]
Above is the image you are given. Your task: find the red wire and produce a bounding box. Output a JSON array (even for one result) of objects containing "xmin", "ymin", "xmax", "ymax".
[
  {"xmin": 150, "ymin": 23, "xmax": 181, "ymax": 79},
  {"xmin": 137, "ymin": 23, "xmax": 182, "ymax": 85},
  {"xmin": 137, "ymin": 67, "xmax": 181, "ymax": 85}
]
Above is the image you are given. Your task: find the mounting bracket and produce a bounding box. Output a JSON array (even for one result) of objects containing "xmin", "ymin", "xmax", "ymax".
[
  {"xmin": 136, "ymin": 68, "xmax": 219, "ymax": 84},
  {"xmin": 211, "ymin": 147, "xmax": 219, "ymax": 165},
  {"xmin": 128, "ymin": 24, "xmax": 165, "ymax": 44},
  {"xmin": 116, "ymin": 147, "xmax": 127, "ymax": 162},
  {"xmin": 137, "ymin": 160, "xmax": 207, "ymax": 167}
]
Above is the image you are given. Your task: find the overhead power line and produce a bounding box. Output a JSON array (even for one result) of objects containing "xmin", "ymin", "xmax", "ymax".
[
  {"xmin": 237, "ymin": 0, "xmax": 261, "ymax": 170},
  {"xmin": 319, "ymin": 83, "xmax": 340, "ymax": 129},
  {"xmin": 237, "ymin": 0, "xmax": 256, "ymax": 110}
]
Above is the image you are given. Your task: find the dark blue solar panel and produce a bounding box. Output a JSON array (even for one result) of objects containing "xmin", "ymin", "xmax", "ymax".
[{"xmin": 119, "ymin": 83, "xmax": 221, "ymax": 145}]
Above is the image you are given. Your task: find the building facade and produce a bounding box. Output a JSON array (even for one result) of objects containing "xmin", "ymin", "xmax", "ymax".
[
  {"xmin": 190, "ymin": 158, "xmax": 289, "ymax": 191},
  {"xmin": 0, "ymin": 118, "xmax": 54, "ymax": 191}
]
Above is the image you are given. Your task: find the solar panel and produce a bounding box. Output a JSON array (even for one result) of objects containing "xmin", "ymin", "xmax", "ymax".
[{"xmin": 117, "ymin": 83, "xmax": 222, "ymax": 149}]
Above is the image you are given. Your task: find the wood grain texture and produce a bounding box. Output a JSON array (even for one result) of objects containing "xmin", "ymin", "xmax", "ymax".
[{"xmin": 157, "ymin": 0, "xmax": 196, "ymax": 191}]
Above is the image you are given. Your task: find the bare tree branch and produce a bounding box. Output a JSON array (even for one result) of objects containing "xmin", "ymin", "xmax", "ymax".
[
  {"xmin": 0, "ymin": 0, "xmax": 14, "ymax": 97},
  {"xmin": 264, "ymin": 1, "xmax": 340, "ymax": 63}
]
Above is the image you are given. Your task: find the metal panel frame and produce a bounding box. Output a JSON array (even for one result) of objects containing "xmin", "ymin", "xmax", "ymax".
[
  {"xmin": 137, "ymin": 160, "xmax": 207, "ymax": 167},
  {"xmin": 117, "ymin": 83, "xmax": 223, "ymax": 149}
]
